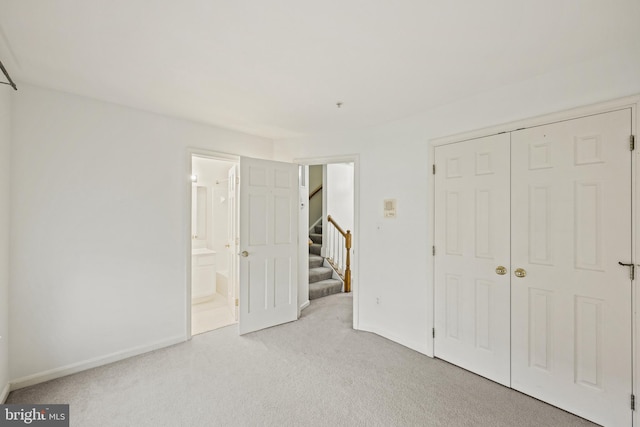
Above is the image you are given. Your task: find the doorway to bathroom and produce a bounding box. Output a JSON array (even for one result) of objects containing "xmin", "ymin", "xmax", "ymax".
[{"xmin": 190, "ymin": 154, "xmax": 239, "ymax": 336}]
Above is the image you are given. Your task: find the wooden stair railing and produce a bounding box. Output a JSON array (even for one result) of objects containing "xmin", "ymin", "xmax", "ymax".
[
  {"xmin": 326, "ymin": 215, "xmax": 352, "ymax": 293},
  {"xmin": 309, "ymin": 184, "xmax": 322, "ymax": 200}
]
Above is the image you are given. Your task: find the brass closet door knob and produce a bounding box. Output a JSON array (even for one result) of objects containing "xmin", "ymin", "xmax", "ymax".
[
  {"xmin": 495, "ymin": 266, "xmax": 507, "ymax": 275},
  {"xmin": 514, "ymin": 268, "xmax": 527, "ymax": 278}
]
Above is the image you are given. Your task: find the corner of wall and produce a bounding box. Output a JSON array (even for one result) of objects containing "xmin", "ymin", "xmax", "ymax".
[
  {"xmin": 0, "ymin": 383, "xmax": 9, "ymax": 404},
  {"xmin": 0, "ymin": 85, "xmax": 12, "ymax": 402},
  {"xmin": 357, "ymin": 321, "xmax": 431, "ymax": 357}
]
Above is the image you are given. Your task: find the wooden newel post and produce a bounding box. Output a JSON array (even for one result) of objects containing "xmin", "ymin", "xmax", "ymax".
[{"xmin": 345, "ymin": 230, "xmax": 352, "ymax": 293}]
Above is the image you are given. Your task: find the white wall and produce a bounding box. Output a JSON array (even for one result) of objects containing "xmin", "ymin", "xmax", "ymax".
[
  {"xmin": 274, "ymin": 48, "xmax": 640, "ymax": 355},
  {"xmin": 0, "ymin": 86, "xmax": 11, "ymax": 401},
  {"xmin": 308, "ymin": 165, "xmax": 322, "ymax": 227},
  {"xmin": 326, "ymin": 163, "xmax": 354, "ymax": 233},
  {"xmin": 9, "ymin": 84, "xmax": 273, "ymax": 386},
  {"xmin": 191, "ymin": 157, "xmax": 236, "ymax": 257}
]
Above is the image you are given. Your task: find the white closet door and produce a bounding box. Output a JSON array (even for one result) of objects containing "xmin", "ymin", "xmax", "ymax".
[
  {"xmin": 511, "ymin": 109, "xmax": 632, "ymax": 426},
  {"xmin": 434, "ymin": 133, "xmax": 511, "ymax": 386}
]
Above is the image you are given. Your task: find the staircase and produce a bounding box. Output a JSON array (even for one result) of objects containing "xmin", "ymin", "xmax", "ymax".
[{"xmin": 308, "ymin": 224, "xmax": 343, "ymax": 300}]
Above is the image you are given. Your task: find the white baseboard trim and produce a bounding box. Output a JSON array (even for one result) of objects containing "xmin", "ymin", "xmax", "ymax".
[
  {"xmin": 10, "ymin": 335, "xmax": 186, "ymax": 391},
  {"xmin": 300, "ymin": 300, "xmax": 310, "ymax": 311},
  {"xmin": 358, "ymin": 322, "xmax": 431, "ymax": 357},
  {"xmin": 1, "ymin": 382, "xmax": 9, "ymax": 403}
]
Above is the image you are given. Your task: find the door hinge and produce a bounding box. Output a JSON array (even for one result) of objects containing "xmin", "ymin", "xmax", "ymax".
[
  {"xmin": 432, "ymin": 246, "xmax": 436, "ymax": 256},
  {"xmin": 235, "ymin": 298, "xmax": 239, "ymax": 307},
  {"xmin": 432, "ymin": 164, "xmax": 436, "ymax": 175},
  {"xmin": 432, "ymin": 328, "xmax": 435, "ymax": 338},
  {"xmin": 631, "ymin": 394, "xmax": 635, "ymax": 410},
  {"xmin": 631, "ymin": 135, "xmax": 635, "ymax": 151}
]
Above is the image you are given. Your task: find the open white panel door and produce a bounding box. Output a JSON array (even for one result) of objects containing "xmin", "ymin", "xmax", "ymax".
[
  {"xmin": 239, "ymin": 156, "xmax": 299, "ymax": 335},
  {"xmin": 228, "ymin": 164, "xmax": 239, "ymax": 321}
]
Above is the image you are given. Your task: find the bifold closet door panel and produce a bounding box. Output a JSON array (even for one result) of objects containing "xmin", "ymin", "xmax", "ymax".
[
  {"xmin": 434, "ymin": 133, "xmax": 511, "ymax": 386},
  {"xmin": 510, "ymin": 108, "xmax": 632, "ymax": 426}
]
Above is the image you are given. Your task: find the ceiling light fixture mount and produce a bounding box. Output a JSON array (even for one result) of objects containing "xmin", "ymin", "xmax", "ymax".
[{"xmin": 336, "ymin": 102, "xmax": 343, "ymax": 108}]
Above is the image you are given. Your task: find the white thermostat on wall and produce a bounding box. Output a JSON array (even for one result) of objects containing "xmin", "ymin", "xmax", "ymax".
[{"xmin": 383, "ymin": 199, "xmax": 397, "ymax": 218}]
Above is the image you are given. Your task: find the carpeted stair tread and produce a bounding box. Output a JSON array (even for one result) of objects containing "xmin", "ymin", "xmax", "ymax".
[
  {"xmin": 308, "ymin": 228, "xmax": 340, "ymax": 300},
  {"xmin": 309, "ymin": 254, "xmax": 324, "ymax": 268},
  {"xmin": 309, "ymin": 279, "xmax": 343, "ymax": 300},
  {"xmin": 309, "ymin": 243, "xmax": 322, "ymax": 256},
  {"xmin": 309, "ymin": 266, "xmax": 333, "ymax": 283},
  {"xmin": 309, "ymin": 233, "xmax": 323, "ymax": 244}
]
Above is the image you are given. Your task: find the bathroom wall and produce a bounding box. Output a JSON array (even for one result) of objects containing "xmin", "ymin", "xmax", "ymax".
[
  {"xmin": 212, "ymin": 179, "xmax": 231, "ymax": 297},
  {"xmin": 10, "ymin": 84, "xmax": 273, "ymax": 387},
  {"xmin": 211, "ymin": 182, "xmax": 230, "ymax": 261},
  {"xmin": 191, "ymin": 157, "xmax": 234, "ymax": 258}
]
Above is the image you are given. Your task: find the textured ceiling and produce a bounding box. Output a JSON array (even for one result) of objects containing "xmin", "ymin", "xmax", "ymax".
[{"xmin": 0, "ymin": 0, "xmax": 638, "ymax": 139}]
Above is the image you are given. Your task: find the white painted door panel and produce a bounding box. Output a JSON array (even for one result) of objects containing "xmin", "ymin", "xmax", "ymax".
[
  {"xmin": 434, "ymin": 133, "xmax": 511, "ymax": 386},
  {"xmin": 239, "ymin": 157, "xmax": 299, "ymax": 335},
  {"xmin": 511, "ymin": 109, "xmax": 632, "ymax": 426}
]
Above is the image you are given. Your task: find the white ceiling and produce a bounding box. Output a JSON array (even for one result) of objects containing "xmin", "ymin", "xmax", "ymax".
[{"xmin": 0, "ymin": 0, "xmax": 638, "ymax": 139}]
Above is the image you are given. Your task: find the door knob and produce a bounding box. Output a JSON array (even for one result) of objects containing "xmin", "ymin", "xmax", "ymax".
[
  {"xmin": 495, "ymin": 266, "xmax": 507, "ymax": 275},
  {"xmin": 514, "ymin": 268, "xmax": 527, "ymax": 278},
  {"xmin": 241, "ymin": 251, "xmax": 249, "ymax": 257}
]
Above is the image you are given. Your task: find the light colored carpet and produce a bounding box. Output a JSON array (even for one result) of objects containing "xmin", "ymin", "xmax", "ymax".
[{"xmin": 7, "ymin": 293, "xmax": 595, "ymax": 426}]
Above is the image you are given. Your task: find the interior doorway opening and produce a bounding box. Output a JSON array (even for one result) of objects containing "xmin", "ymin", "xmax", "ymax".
[
  {"xmin": 299, "ymin": 158, "xmax": 358, "ymax": 327},
  {"xmin": 190, "ymin": 154, "xmax": 239, "ymax": 336}
]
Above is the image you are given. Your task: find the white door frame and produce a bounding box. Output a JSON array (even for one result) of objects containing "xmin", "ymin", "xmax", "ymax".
[
  {"xmin": 186, "ymin": 149, "xmax": 240, "ymax": 339},
  {"xmin": 428, "ymin": 94, "xmax": 639, "ymax": 423},
  {"xmin": 294, "ymin": 154, "xmax": 360, "ymax": 330},
  {"xmin": 299, "ymin": 165, "xmax": 310, "ymax": 314}
]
